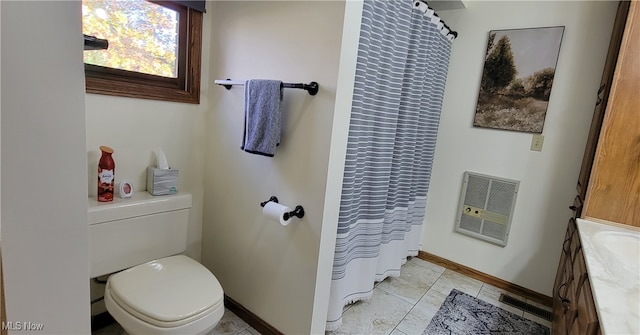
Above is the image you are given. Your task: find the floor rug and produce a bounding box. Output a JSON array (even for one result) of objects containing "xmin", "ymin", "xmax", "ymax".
[{"xmin": 423, "ymin": 289, "xmax": 550, "ymax": 335}]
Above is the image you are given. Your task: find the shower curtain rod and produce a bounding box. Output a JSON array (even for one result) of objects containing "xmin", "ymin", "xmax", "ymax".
[
  {"xmin": 433, "ymin": 13, "xmax": 458, "ymax": 38},
  {"xmin": 416, "ymin": 0, "xmax": 458, "ymax": 39},
  {"xmin": 214, "ymin": 79, "xmax": 319, "ymax": 96}
]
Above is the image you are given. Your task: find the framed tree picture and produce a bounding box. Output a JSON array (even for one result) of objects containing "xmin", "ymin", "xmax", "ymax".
[{"xmin": 473, "ymin": 26, "xmax": 565, "ymax": 133}]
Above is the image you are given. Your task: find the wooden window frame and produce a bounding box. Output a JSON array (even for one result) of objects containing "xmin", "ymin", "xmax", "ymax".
[{"xmin": 84, "ymin": 3, "xmax": 203, "ymax": 104}]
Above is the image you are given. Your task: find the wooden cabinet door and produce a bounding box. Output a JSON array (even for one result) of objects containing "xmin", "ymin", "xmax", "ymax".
[
  {"xmin": 576, "ymin": 280, "xmax": 600, "ymax": 335},
  {"xmin": 577, "ymin": 0, "xmax": 630, "ymax": 199},
  {"xmin": 553, "ymin": 219, "xmax": 577, "ymax": 335},
  {"xmin": 584, "ymin": 0, "xmax": 640, "ymax": 227}
]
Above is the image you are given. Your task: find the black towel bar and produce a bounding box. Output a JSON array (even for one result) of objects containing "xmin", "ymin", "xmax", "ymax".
[{"xmin": 214, "ymin": 79, "xmax": 319, "ymax": 96}]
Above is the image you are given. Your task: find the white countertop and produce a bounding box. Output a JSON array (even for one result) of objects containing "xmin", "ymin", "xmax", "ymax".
[{"xmin": 576, "ymin": 218, "xmax": 640, "ymax": 335}]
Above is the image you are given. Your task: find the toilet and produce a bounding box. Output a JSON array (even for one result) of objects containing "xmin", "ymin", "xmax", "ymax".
[{"xmin": 88, "ymin": 192, "xmax": 224, "ymax": 335}]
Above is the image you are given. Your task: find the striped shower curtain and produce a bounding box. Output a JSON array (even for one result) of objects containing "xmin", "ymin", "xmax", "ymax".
[{"xmin": 326, "ymin": 0, "xmax": 454, "ymax": 331}]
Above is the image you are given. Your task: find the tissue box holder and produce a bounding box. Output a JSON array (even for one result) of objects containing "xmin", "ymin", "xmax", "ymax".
[{"xmin": 147, "ymin": 167, "xmax": 178, "ymax": 195}]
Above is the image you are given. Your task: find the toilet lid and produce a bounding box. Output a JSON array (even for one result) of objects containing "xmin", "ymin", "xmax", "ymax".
[{"xmin": 108, "ymin": 255, "xmax": 224, "ymax": 327}]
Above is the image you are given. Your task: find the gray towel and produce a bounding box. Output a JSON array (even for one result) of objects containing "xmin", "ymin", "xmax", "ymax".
[{"xmin": 241, "ymin": 79, "xmax": 283, "ymax": 157}]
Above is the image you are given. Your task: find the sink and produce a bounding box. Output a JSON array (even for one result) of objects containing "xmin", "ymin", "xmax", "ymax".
[
  {"xmin": 593, "ymin": 230, "xmax": 640, "ymax": 277},
  {"xmin": 578, "ymin": 219, "xmax": 640, "ymax": 335},
  {"xmin": 594, "ymin": 231, "xmax": 640, "ymax": 256}
]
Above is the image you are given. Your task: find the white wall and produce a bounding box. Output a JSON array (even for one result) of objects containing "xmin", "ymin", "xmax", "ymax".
[
  {"xmin": 422, "ymin": 1, "xmax": 619, "ymax": 295},
  {"xmin": 84, "ymin": 0, "xmax": 212, "ymax": 264},
  {"xmin": 84, "ymin": 9, "xmax": 211, "ymax": 317},
  {"xmin": 1, "ymin": 2, "xmax": 91, "ymax": 334},
  {"xmin": 85, "ymin": 94, "xmax": 209, "ymax": 261},
  {"xmin": 2, "ymin": 2, "xmax": 614, "ymax": 334},
  {"xmin": 202, "ymin": 2, "xmax": 345, "ymax": 334}
]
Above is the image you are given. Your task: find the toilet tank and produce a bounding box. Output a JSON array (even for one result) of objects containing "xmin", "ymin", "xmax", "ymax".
[{"xmin": 88, "ymin": 192, "xmax": 192, "ymax": 278}]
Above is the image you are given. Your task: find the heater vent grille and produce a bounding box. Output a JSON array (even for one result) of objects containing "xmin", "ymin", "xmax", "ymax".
[{"xmin": 455, "ymin": 172, "xmax": 519, "ymax": 246}]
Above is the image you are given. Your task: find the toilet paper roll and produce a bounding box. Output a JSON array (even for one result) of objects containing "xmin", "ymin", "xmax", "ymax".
[{"xmin": 263, "ymin": 201, "xmax": 293, "ymax": 226}]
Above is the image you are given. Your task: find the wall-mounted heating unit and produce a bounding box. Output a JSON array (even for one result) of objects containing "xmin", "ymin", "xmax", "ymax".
[{"xmin": 455, "ymin": 172, "xmax": 519, "ymax": 247}]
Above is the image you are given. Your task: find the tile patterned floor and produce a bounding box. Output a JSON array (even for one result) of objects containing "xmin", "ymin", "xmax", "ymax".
[
  {"xmin": 93, "ymin": 257, "xmax": 551, "ymax": 335},
  {"xmin": 326, "ymin": 257, "xmax": 552, "ymax": 335},
  {"xmin": 208, "ymin": 310, "xmax": 261, "ymax": 335},
  {"xmin": 93, "ymin": 307, "xmax": 260, "ymax": 335}
]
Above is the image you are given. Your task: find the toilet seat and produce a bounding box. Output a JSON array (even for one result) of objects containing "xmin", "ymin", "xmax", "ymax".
[{"xmin": 106, "ymin": 255, "xmax": 224, "ymax": 328}]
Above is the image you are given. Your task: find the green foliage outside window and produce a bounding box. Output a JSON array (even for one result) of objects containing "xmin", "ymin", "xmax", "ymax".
[{"xmin": 82, "ymin": 0, "xmax": 179, "ymax": 78}]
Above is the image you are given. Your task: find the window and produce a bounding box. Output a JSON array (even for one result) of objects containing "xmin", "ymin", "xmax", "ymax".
[{"xmin": 82, "ymin": 0, "xmax": 204, "ymax": 104}]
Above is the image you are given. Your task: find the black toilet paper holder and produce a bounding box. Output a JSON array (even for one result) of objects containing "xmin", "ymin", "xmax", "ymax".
[
  {"xmin": 260, "ymin": 196, "xmax": 305, "ymax": 220},
  {"xmin": 260, "ymin": 196, "xmax": 279, "ymax": 207}
]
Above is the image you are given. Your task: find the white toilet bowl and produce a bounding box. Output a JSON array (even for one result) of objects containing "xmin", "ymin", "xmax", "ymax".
[{"xmin": 104, "ymin": 255, "xmax": 225, "ymax": 335}]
